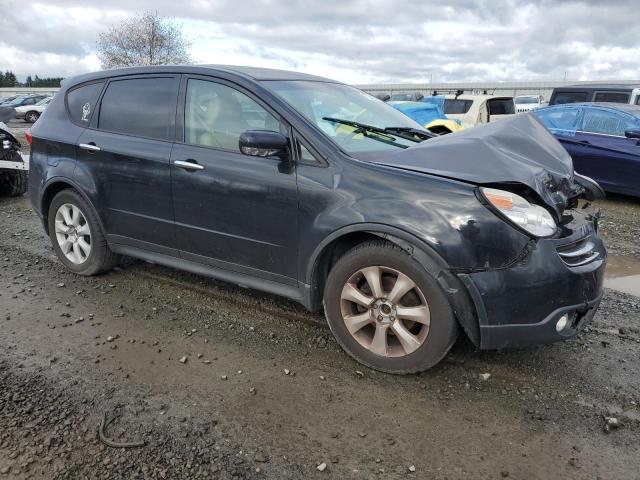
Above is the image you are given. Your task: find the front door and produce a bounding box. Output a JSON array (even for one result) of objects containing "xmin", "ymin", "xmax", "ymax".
[{"xmin": 170, "ymin": 77, "xmax": 298, "ymax": 284}]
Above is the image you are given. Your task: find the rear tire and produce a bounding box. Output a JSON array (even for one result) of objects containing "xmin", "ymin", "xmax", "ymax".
[
  {"xmin": 24, "ymin": 111, "xmax": 40, "ymax": 123},
  {"xmin": 323, "ymin": 240, "xmax": 458, "ymax": 374},
  {"xmin": 47, "ymin": 189, "xmax": 118, "ymax": 275}
]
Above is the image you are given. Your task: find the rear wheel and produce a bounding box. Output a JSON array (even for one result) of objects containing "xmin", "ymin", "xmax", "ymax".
[
  {"xmin": 47, "ymin": 189, "xmax": 118, "ymax": 275},
  {"xmin": 323, "ymin": 241, "xmax": 458, "ymax": 374},
  {"xmin": 24, "ymin": 111, "xmax": 40, "ymax": 123}
]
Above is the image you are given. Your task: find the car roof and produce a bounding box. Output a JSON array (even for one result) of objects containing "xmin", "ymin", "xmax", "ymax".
[
  {"xmin": 554, "ymin": 84, "xmax": 640, "ymax": 91},
  {"xmin": 540, "ymin": 102, "xmax": 640, "ymax": 115},
  {"xmin": 443, "ymin": 94, "xmax": 513, "ymax": 100},
  {"xmin": 63, "ymin": 64, "xmax": 338, "ymax": 88}
]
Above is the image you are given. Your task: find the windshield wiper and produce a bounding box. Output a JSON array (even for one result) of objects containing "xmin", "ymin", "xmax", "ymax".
[
  {"xmin": 383, "ymin": 127, "xmax": 435, "ymax": 141},
  {"xmin": 322, "ymin": 117, "xmax": 412, "ymax": 148},
  {"xmin": 322, "ymin": 117, "xmax": 434, "ymax": 146}
]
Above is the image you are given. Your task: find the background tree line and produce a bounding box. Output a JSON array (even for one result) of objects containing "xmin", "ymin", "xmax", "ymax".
[
  {"xmin": 1, "ymin": 11, "xmax": 190, "ymax": 88},
  {"xmin": 0, "ymin": 71, "xmax": 63, "ymax": 87}
]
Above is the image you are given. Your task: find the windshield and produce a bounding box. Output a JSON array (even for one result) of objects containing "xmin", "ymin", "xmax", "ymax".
[
  {"xmin": 35, "ymin": 97, "xmax": 51, "ymax": 106},
  {"xmin": 4, "ymin": 97, "xmax": 27, "ymax": 106},
  {"xmin": 515, "ymin": 96, "xmax": 540, "ymax": 104},
  {"xmin": 390, "ymin": 93, "xmax": 413, "ymax": 101},
  {"xmin": 265, "ymin": 80, "xmax": 425, "ymax": 154}
]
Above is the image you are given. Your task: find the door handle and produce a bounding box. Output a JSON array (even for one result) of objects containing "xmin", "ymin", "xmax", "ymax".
[
  {"xmin": 79, "ymin": 143, "xmax": 101, "ymax": 152},
  {"xmin": 578, "ymin": 140, "xmax": 591, "ymax": 145},
  {"xmin": 174, "ymin": 160, "xmax": 204, "ymax": 171}
]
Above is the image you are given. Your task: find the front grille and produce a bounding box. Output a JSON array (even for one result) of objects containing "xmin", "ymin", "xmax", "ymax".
[{"xmin": 556, "ymin": 238, "xmax": 600, "ymax": 267}]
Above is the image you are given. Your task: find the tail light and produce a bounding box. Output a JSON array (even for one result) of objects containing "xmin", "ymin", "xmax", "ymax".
[{"xmin": 25, "ymin": 130, "xmax": 33, "ymax": 145}]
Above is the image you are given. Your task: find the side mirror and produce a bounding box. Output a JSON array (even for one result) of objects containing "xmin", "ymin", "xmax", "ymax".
[
  {"xmin": 624, "ymin": 129, "xmax": 640, "ymax": 139},
  {"xmin": 239, "ymin": 130, "xmax": 289, "ymax": 159}
]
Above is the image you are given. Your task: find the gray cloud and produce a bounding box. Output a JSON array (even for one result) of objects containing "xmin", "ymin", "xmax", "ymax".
[{"xmin": 1, "ymin": 0, "xmax": 638, "ymax": 83}]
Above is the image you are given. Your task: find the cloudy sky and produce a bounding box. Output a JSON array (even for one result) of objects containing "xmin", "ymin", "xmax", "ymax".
[{"xmin": 1, "ymin": 0, "xmax": 639, "ymax": 84}]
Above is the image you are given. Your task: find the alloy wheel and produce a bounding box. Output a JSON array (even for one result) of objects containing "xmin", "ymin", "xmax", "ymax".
[
  {"xmin": 340, "ymin": 266, "xmax": 430, "ymax": 357},
  {"xmin": 54, "ymin": 203, "xmax": 92, "ymax": 264}
]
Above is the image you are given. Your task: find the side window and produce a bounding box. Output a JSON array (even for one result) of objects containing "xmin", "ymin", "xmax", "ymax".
[
  {"xmin": 581, "ymin": 109, "xmax": 635, "ymax": 136},
  {"xmin": 444, "ymin": 99, "xmax": 473, "ymax": 114},
  {"xmin": 552, "ymin": 91, "xmax": 588, "ymax": 105},
  {"xmin": 535, "ymin": 107, "xmax": 580, "ymax": 134},
  {"xmin": 296, "ymin": 137, "xmax": 321, "ymax": 165},
  {"xmin": 66, "ymin": 82, "xmax": 104, "ymax": 125},
  {"xmin": 98, "ymin": 78, "xmax": 176, "ymax": 141},
  {"xmin": 184, "ymin": 79, "xmax": 281, "ymax": 151},
  {"xmin": 593, "ymin": 92, "xmax": 630, "ymax": 103}
]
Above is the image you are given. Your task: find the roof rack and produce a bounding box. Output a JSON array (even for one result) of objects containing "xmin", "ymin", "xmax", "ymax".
[{"xmin": 430, "ymin": 88, "xmax": 496, "ymax": 98}]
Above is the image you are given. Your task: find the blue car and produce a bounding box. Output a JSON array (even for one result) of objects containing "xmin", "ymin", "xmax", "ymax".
[
  {"xmin": 534, "ymin": 103, "xmax": 640, "ymax": 197},
  {"xmin": 388, "ymin": 100, "xmax": 462, "ymax": 134}
]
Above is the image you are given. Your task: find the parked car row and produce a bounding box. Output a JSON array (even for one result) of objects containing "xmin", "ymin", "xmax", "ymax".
[{"xmin": 0, "ymin": 94, "xmax": 53, "ymax": 123}]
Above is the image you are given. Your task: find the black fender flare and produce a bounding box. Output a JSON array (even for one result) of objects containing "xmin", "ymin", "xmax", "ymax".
[
  {"xmin": 40, "ymin": 177, "xmax": 107, "ymax": 237},
  {"xmin": 305, "ymin": 223, "xmax": 481, "ymax": 347}
]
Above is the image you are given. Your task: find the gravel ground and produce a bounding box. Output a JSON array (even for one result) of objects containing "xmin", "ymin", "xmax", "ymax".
[{"xmin": 1, "ymin": 120, "xmax": 640, "ymax": 479}]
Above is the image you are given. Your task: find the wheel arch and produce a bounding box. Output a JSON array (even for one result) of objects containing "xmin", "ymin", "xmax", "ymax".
[
  {"xmin": 40, "ymin": 179, "xmax": 105, "ymax": 237},
  {"xmin": 306, "ymin": 224, "xmax": 481, "ymax": 347}
]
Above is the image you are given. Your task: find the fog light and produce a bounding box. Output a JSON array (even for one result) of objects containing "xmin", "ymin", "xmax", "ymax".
[{"xmin": 556, "ymin": 314, "xmax": 568, "ymax": 333}]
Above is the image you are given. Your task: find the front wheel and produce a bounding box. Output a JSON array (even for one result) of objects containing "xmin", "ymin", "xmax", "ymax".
[
  {"xmin": 47, "ymin": 189, "xmax": 118, "ymax": 275},
  {"xmin": 323, "ymin": 241, "xmax": 458, "ymax": 374}
]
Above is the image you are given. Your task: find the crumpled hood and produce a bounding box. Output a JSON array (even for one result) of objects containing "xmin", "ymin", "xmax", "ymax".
[{"xmin": 371, "ymin": 113, "xmax": 581, "ymax": 217}]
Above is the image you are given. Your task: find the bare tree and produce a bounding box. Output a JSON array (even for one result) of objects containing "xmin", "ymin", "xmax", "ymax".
[{"xmin": 97, "ymin": 11, "xmax": 192, "ymax": 69}]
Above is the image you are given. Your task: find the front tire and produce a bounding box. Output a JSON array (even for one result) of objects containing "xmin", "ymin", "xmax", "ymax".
[
  {"xmin": 47, "ymin": 189, "xmax": 118, "ymax": 275},
  {"xmin": 323, "ymin": 241, "xmax": 458, "ymax": 374}
]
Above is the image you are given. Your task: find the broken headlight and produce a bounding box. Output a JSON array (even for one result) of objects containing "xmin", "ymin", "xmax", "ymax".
[{"xmin": 481, "ymin": 187, "xmax": 557, "ymax": 237}]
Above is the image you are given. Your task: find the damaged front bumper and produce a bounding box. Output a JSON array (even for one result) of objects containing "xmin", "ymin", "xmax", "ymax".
[{"xmin": 458, "ymin": 205, "xmax": 606, "ymax": 350}]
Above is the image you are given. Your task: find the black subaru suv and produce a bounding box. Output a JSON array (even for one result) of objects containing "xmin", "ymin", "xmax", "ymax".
[{"xmin": 28, "ymin": 66, "xmax": 606, "ymax": 373}]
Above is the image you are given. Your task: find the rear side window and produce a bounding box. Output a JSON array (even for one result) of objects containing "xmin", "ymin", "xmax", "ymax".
[
  {"xmin": 67, "ymin": 82, "xmax": 104, "ymax": 125},
  {"xmin": 593, "ymin": 92, "xmax": 630, "ymax": 103},
  {"xmin": 98, "ymin": 78, "xmax": 176, "ymax": 141},
  {"xmin": 444, "ymin": 99, "xmax": 473, "ymax": 114},
  {"xmin": 551, "ymin": 91, "xmax": 588, "ymax": 105}
]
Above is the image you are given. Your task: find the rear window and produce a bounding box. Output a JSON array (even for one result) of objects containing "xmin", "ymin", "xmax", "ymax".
[
  {"xmin": 488, "ymin": 99, "xmax": 515, "ymax": 115},
  {"xmin": 67, "ymin": 82, "xmax": 104, "ymax": 125},
  {"xmin": 593, "ymin": 92, "xmax": 630, "ymax": 103},
  {"xmin": 444, "ymin": 99, "xmax": 473, "ymax": 114},
  {"xmin": 551, "ymin": 91, "xmax": 588, "ymax": 105},
  {"xmin": 98, "ymin": 78, "xmax": 176, "ymax": 141}
]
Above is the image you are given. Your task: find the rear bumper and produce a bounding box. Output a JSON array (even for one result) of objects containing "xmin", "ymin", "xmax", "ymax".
[{"xmin": 459, "ymin": 206, "xmax": 606, "ymax": 350}]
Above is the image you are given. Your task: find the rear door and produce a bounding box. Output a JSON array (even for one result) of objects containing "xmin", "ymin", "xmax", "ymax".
[
  {"xmin": 574, "ymin": 107, "xmax": 640, "ymax": 194},
  {"xmin": 170, "ymin": 76, "xmax": 298, "ymax": 283},
  {"xmin": 76, "ymin": 75, "xmax": 180, "ymax": 253}
]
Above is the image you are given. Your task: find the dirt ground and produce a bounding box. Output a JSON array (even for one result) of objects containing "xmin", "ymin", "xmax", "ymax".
[{"xmin": 1, "ymin": 120, "xmax": 640, "ymax": 479}]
